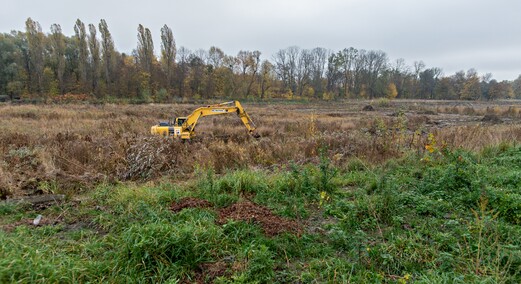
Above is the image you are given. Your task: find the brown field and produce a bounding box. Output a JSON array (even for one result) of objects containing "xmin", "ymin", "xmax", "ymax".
[{"xmin": 1, "ymin": 99, "xmax": 521, "ymax": 199}]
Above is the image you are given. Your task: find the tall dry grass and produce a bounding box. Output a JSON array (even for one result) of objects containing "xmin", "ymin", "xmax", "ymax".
[{"xmin": 1, "ymin": 101, "xmax": 520, "ymax": 198}]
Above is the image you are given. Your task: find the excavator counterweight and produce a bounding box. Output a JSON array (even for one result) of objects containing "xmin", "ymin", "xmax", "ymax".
[{"xmin": 150, "ymin": 101, "xmax": 258, "ymax": 140}]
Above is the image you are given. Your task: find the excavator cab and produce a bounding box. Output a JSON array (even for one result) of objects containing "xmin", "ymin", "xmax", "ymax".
[{"xmin": 175, "ymin": 117, "xmax": 187, "ymax": 127}]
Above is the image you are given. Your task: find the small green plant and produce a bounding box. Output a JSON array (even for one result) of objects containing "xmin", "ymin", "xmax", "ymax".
[
  {"xmin": 318, "ymin": 147, "xmax": 337, "ymax": 195},
  {"xmin": 242, "ymin": 243, "xmax": 275, "ymax": 283},
  {"xmin": 376, "ymin": 97, "xmax": 391, "ymax": 107},
  {"xmin": 37, "ymin": 180, "xmax": 59, "ymax": 194},
  {"xmin": 463, "ymin": 196, "xmax": 518, "ymax": 282}
]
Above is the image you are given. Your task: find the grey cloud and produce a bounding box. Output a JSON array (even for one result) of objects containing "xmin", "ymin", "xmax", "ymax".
[{"xmin": 1, "ymin": 0, "xmax": 520, "ymax": 80}]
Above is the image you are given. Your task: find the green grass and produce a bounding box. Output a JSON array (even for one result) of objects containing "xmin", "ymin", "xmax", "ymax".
[{"xmin": 1, "ymin": 145, "xmax": 521, "ymax": 283}]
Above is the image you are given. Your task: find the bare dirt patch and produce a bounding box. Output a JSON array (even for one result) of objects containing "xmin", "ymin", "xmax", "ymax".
[
  {"xmin": 217, "ymin": 201, "xmax": 301, "ymax": 236},
  {"xmin": 170, "ymin": 197, "xmax": 213, "ymax": 213},
  {"xmin": 169, "ymin": 198, "xmax": 301, "ymax": 236},
  {"xmin": 481, "ymin": 114, "xmax": 503, "ymax": 124},
  {"xmin": 193, "ymin": 261, "xmax": 230, "ymax": 284}
]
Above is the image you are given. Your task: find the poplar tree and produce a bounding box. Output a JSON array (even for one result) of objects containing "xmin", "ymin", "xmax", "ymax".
[
  {"xmin": 74, "ymin": 19, "xmax": 88, "ymax": 90},
  {"xmin": 136, "ymin": 24, "xmax": 154, "ymax": 73},
  {"xmin": 25, "ymin": 18, "xmax": 45, "ymax": 94},
  {"xmin": 160, "ymin": 24, "xmax": 176, "ymax": 87},
  {"xmin": 88, "ymin": 24, "xmax": 101, "ymax": 95},
  {"xmin": 50, "ymin": 24, "xmax": 66, "ymax": 95},
  {"xmin": 99, "ymin": 19, "xmax": 115, "ymax": 85}
]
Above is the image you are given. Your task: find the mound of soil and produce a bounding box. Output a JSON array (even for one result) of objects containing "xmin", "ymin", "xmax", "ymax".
[
  {"xmin": 170, "ymin": 197, "xmax": 213, "ymax": 212},
  {"xmin": 362, "ymin": 105, "xmax": 375, "ymax": 111},
  {"xmin": 481, "ymin": 114, "xmax": 503, "ymax": 124},
  {"xmin": 218, "ymin": 201, "xmax": 301, "ymax": 236}
]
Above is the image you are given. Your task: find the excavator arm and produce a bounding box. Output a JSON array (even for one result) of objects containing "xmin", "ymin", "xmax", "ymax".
[{"xmin": 180, "ymin": 101, "xmax": 257, "ymax": 139}]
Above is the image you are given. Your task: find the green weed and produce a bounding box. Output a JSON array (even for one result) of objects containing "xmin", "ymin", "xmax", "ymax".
[{"xmin": 1, "ymin": 144, "xmax": 521, "ymax": 282}]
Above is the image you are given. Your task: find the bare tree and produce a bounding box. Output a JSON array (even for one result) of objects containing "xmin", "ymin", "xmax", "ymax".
[
  {"xmin": 259, "ymin": 60, "xmax": 274, "ymax": 99},
  {"xmin": 309, "ymin": 47, "xmax": 328, "ymax": 97},
  {"xmin": 326, "ymin": 52, "xmax": 342, "ymax": 95},
  {"xmin": 208, "ymin": 46, "xmax": 224, "ymax": 68},
  {"xmin": 273, "ymin": 49, "xmax": 289, "ymax": 92},
  {"xmin": 338, "ymin": 47, "xmax": 358, "ymax": 97},
  {"xmin": 246, "ymin": 51, "xmax": 261, "ymax": 97},
  {"xmin": 296, "ymin": 49, "xmax": 312, "ymax": 96},
  {"xmin": 273, "ymin": 46, "xmax": 300, "ymax": 94},
  {"xmin": 364, "ymin": 50, "xmax": 388, "ymax": 98},
  {"xmin": 513, "ymin": 75, "xmax": 521, "ymax": 98},
  {"xmin": 194, "ymin": 49, "xmax": 209, "ymax": 65},
  {"xmin": 175, "ymin": 46, "xmax": 191, "ymax": 96},
  {"xmin": 236, "ymin": 50, "xmax": 261, "ymax": 96}
]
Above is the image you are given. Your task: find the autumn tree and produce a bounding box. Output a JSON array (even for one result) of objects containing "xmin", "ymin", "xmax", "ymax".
[
  {"xmin": 0, "ymin": 33, "xmax": 24, "ymax": 100},
  {"xmin": 205, "ymin": 46, "xmax": 228, "ymax": 98},
  {"xmin": 487, "ymin": 80, "xmax": 501, "ymax": 100},
  {"xmin": 338, "ymin": 47, "xmax": 358, "ymax": 98},
  {"xmin": 296, "ymin": 49, "xmax": 313, "ymax": 97},
  {"xmin": 419, "ymin": 68, "xmax": 441, "ymax": 99},
  {"xmin": 136, "ymin": 24, "xmax": 154, "ymax": 74},
  {"xmin": 326, "ymin": 53, "xmax": 342, "ymax": 96},
  {"xmin": 187, "ymin": 53, "xmax": 206, "ymax": 98},
  {"xmin": 461, "ymin": 69, "xmax": 481, "ymax": 100},
  {"xmin": 236, "ymin": 50, "xmax": 261, "ymax": 97},
  {"xmin": 208, "ymin": 46, "xmax": 224, "ymax": 68},
  {"xmin": 489, "ymin": 80, "xmax": 514, "ymax": 100},
  {"xmin": 49, "ymin": 24, "xmax": 66, "ymax": 95},
  {"xmin": 512, "ymin": 75, "xmax": 521, "ymax": 99},
  {"xmin": 273, "ymin": 47, "xmax": 299, "ymax": 95},
  {"xmin": 386, "ymin": 82, "xmax": 398, "ymax": 99},
  {"xmin": 480, "ymin": 73, "xmax": 493, "ymax": 100},
  {"xmin": 390, "ymin": 58, "xmax": 412, "ymax": 98},
  {"xmin": 115, "ymin": 53, "xmax": 140, "ymax": 98},
  {"xmin": 99, "ymin": 19, "xmax": 115, "ymax": 86},
  {"xmin": 434, "ymin": 77, "xmax": 457, "ymax": 99},
  {"xmin": 175, "ymin": 46, "xmax": 191, "ymax": 97},
  {"xmin": 309, "ymin": 47, "xmax": 328, "ymax": 98},
  {"xmin": 25, "ymin": 18, "xmax": 45, "ymax": 95},
  {"xmin": 363, "ymin": 50, "xmax": 388, "ymax": 98},
  {"xmin": 259, "ymin": 60, "xmax": 274, "ymax": 99},
  {"xmin": 74, "ymin": 19, "xmax": 88, "ymax": 91},
  {"xmin": 88, "ymin": 24, "xmax": 100, "ymax": 95},
  {"xmin": 160, "ymin": 24, "xmax": 176, "ymax": 88}
]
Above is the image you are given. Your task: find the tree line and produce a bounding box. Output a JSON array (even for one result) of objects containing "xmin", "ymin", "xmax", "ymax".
[{"xmin": 1, "ymin": 18, "xmax": 521, "ymax": 102}]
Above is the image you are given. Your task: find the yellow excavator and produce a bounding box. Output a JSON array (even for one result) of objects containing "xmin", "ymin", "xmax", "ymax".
[{"xmin": 150, "ymin": 101, "xmax": 258, "ymax": 140}]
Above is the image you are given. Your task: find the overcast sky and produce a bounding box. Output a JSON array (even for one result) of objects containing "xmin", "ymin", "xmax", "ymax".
[{"xmin": 2, "ymin": 0, "xmax": 521, "ymax": 80}]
